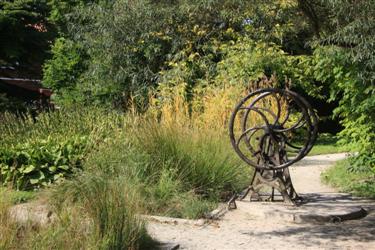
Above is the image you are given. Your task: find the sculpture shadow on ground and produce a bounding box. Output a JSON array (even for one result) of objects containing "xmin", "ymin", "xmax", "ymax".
[
  {"xmin": 241, "ymin": 192, "xmax": 375, "ymax": 246},
  {"xmin": 250, "ymin": 213, "xmax": 375, "ymax": 245}
]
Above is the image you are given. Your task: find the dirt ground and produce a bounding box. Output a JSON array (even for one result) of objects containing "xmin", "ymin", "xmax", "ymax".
[{"xmin": 147, "ymin": 153, "xmax": 375, "ymax": 250}]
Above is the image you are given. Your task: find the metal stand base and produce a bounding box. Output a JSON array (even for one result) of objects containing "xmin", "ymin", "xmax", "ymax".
[{"xmin": 238, "ymin": 168, "xmax": 302, "ymax": 205}]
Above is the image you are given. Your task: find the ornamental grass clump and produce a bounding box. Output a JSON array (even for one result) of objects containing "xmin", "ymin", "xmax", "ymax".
[
  {"xmin": 50, "ymin": 174, "xmax": 154, "ymax": 249},
  {"xmin": 131, "ymin": 120, "xmax": 249, "ymax": 199},
  {"xmin": 0, "ymin": 176, "xmax": 154, "ymax": 249}
]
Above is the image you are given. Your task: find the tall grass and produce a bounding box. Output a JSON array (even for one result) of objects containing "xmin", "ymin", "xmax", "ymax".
[
  {"xmin": 51, "ymin": 174, "xmax": 154, "ymax": 249},
  {"xmin": 130, "ymin": 120, "xmax": 249, "ymax": 217},
  {"xmin": 0, "ymin": 106, "xmax": 125, "ymax": 148},
  {"xmin": 1, "ymin": 108, "xmax": 155, "ymax": 249},
  {"xmin": 131, "ymin": 120, "xmax": 249, "ymax": 197},
  {"xmin": 0, "ymin": 79, "xmax": 262, "ymax": 248},
  {"xmin": 64, "ymin": 117, "xmax": 249, "ymax": 219},
  {"xmin": 0, "ymin": 177, "xmax": 154, "ymax": 249}
]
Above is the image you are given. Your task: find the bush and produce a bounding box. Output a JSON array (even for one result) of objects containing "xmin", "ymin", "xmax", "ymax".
[
  {"xmin": 42, "ymin": 37, "xmax": 87, "ymax": 105},
  {"xmin": 312, "ymin": 46, "xmax": 375, "ymax": 172},
  {"xmin": 0, "ymin": 107, "xmax": 126, "ymax": 190},
  {"xmin": 311, "ymin": 1, "xmax": 375, "ymax": 172},
  {"xmin": 154, "ymin": 36, "xmax": 320, "ymax": 130}
]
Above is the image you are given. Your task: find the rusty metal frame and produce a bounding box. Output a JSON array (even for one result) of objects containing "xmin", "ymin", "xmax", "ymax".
[{"xmin": 229, "ymin": 88, "xmax": 318, "ymax": 205}]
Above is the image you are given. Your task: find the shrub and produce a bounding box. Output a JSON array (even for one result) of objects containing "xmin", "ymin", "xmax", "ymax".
[
  {"xmin": 0, "ymin": 136, "xmax": 88, "ymax": 190},
  {"xmin": 0, "ymin": 107, "xmax": 127, "ymax": 190},
  {"xmin": 312, "ymin": 46, "xmax": 375, "ymax": 173},
  {"xmin": 311, "ymin": 1, "xmax": 375, "ymax": 172},
  {"xmin": 42, "ymin": 37, "xmax": 87, "ymax": 105}
]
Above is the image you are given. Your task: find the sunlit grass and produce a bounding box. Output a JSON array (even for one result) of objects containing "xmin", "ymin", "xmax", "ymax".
[
  {"xmin": 308, "ymin": 133, "xmax": 350, "ymax": 155},
  {"xmin": 0, "ymin": 176, "xmax": 155, "ymax": 250},
  {"xmin": 0, "ymin": 187, "xmax": 36, "ymax": 204},
  {"xmin": 322, "ymin": 159, "xmax": 375, "ymax": 198}
]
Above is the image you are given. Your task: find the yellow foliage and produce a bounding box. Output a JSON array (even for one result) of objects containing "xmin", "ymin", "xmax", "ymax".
[{"xmin": 148, "ymin": 74, "xmax": 288, "ymax": 133}]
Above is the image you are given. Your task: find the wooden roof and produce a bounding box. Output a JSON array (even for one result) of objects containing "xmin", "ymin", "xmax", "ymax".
[{"xmin": 0, "ymin": 66, "xmax": 52, "ymax": 99}]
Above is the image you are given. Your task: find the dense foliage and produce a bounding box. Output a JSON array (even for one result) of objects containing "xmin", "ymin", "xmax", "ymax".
[
  {"xmin": 319, "ymin": 0, "xmax": 375, "ymax": 171},
  {"xmin": 1, "ymin": 0, "xmax": 374, "ymax": 197},
  {"xmin": 0, "ymin": 106, "xmax": 247, "ymax": 218},
  {"xmin": 0, "ymin": 136, "xmax": 87, "ymax": 190},
  {"xmin": 2, "ymin": 1, "xmax": 375, "ymax": 248},
  {"xmin": 0, "ymin": 108, "xmax": 124, "ymax": 189},
  {"xmin": 0, "ymin": 0, "xmax": 55, "ymax": 75}
]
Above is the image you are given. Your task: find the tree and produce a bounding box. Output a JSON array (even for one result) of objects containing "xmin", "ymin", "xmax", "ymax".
[
  {"xmin": 310, "ymin": 0, "xmax": 375, "ymax": 170},
  {"xmin": 44, "ymin": 0, "xmax": 256, "ymax": 107},
  {"xmin": 0, "ymin": 0, "xmax": 55, "ymax": 77}
]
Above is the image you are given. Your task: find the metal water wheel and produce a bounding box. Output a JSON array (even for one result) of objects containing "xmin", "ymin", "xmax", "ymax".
[{"xmin": 229, "ymin": 88, "xmax": 318, "ymax": 205}]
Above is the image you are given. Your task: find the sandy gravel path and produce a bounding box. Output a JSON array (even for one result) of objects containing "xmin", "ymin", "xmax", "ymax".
[{"xmin": 148, "ymin": 153, "xmax": 375, "ymax": 250}]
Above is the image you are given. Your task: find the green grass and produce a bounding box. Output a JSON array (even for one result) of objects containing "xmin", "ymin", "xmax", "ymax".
[
  {"xmin": 322, "ymin": 159, "xmax": 375, "ymax": 198},
  {"xmin": 76, "ymin": 119, "xmax": 249, "ymax": 219},
  {"xmin": 0, "ymin": 187, "xmax": 36, "ymax": 204},
  {"xmin": 0, "ymin": 108, "xmax": 250, "ymax": 249},
  {"xmin": 308, "ymin": 133, "xmax": 350, "ymax": 155}
]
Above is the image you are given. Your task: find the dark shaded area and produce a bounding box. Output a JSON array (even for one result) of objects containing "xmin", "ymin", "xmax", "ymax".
[
  {"xmin": 0, "ymin": 1, "xmax": 56, "ymax": 76},
  {"xmin": 0, "ymin": 66, "xmax": 53, "ymax": 112},
  {"xmin": 310, "ymin": 97, "xmax": 342, "ymax": 134},
  {"xmin": 295, "ymin": 87, "xmax": 342, "ymax": 135}
]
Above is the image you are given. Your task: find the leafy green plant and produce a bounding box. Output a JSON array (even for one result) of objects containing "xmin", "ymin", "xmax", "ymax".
[
  {"xmin": 0, "ymin": 107, "xmax": 127, "ymax": 190},
  {"xmin": 0, "ymin": 135, "xmax": 88, "ymax": 190},
  {"xmin": 42, "ymin": 37, "xmax": 87, "ymax": 105},
  {"xmin": 312, "ymin": 46, "xmax": 375, "ymax": 173}
]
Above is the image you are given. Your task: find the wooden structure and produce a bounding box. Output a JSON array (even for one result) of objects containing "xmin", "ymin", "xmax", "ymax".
[{"xmin": 0, "ymin": 66, "xmax": 53, "ymax": 110}]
